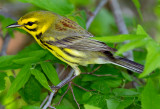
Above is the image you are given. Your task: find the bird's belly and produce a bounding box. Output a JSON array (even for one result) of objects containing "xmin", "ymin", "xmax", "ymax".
[
  {"xmin": 40, "ymin": 42, "xmax": 108, "ymax": 66},
  {"xmin": 45, "ymin": 44, "xmax": 84, "ymax": 66}
]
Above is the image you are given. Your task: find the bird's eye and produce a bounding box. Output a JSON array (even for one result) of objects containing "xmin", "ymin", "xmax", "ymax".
[{"xmin": 27, "ymin": 22, "xmax": 34, "ymax": 26}]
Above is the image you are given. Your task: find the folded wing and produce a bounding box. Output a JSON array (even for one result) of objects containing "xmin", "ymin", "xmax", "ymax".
[{"xmin": 46, "ymin": 36, "xmax": 117, "ymax": 52}]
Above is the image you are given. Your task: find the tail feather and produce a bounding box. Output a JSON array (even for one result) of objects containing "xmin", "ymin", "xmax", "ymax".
[{"xmin": 110, "ymin": 57, "xmax": 144, "ymax": 73}]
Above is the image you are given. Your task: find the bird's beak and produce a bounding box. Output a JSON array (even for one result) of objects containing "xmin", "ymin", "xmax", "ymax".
[{"xmin": 7, "ymin": 22, "xmax": 22, "ymax": 28}]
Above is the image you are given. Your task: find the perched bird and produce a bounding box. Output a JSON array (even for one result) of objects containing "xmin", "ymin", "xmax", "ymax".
[{"xmin": 7, "ymin": 11, "xmax": 144, "ymax": 77}]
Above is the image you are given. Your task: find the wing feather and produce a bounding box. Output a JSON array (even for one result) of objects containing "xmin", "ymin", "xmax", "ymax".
[{"xmin": 45, "ymin": 36, "xmax": 117, "ymax": 52}]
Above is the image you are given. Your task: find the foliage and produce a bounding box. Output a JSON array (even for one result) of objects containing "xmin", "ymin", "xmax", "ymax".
[{"xmin": 0, "ymin": 0, "xmax": 160, "ymax": 109}]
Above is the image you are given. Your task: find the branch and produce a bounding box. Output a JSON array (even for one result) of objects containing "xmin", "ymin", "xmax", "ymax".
[
  {"xmin": 0, "ymin": 34, "xmax": 10, "ymax": 56},
  {"xmin": 110, "ymin": 0, "xmax": 133, "ymax": 60},
  {"xmin": 86, "ymin": 0, "xmax": 108, "ymax": 30},
  {"xmin": 42, "ymin": 69, "xmax": 74, "ymax": 109},
  {"xmin": 40, "ymin": 95, "xmax": 49, "ymax": 108}
]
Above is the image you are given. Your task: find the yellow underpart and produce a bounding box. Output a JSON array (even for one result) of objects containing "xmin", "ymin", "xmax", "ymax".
[
  {"xmin": 47, "ymin": 44, "xmax": 81, "ymax": 64},
  {"xmin": 42, "ymin": 36, "xmax": 56, "ymax": 41}
]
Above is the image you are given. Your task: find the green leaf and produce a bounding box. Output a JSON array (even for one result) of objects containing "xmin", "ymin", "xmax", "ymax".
[
  {"xmin": 116, "ymin": 39, "xmax": 147, "ymax": 55},
  {"xmin": 19, "ymin": 43, "xmax": 42, "ymax": 53},
  {"xmin": 139, "ymin": 41, "xmax": 160, "ymax": 78},
  {"xmin": 136, "ymin": 25, "xmax": 148, "ymax": 35},
  {"xmin": 84, "ymin": 104, "xmax": 101, "ymax": 109},
  {"xmin": 13, "ymin": 57, "xmax": 42, "ymax": 64},
  {"xmin": 132, "ymin": 0, "xmax": 143, "ymax": 20},
  {"xmin": 31, "ymin": 69, "xmax": 52, "ymax": 91},
  {"xmin": 70, "ymin": 0, "xmax": 91, "ymax": 6},
  {"xmin": 113, "ymin": 88, "xmax": 139, "ymax": 97},
  {"xmin": 0, "ymin": 55, "xmax": 22, "ymax": 70},
  {"xmin": 8, "ymin": 64, "xmax": 31, "ymax": 96},
  {"xmin": 0, "ymin": 15, "xmax": 15, "ymax": 37},
  {"xmin": 92, "ymin": 34, "xmax": 146, "ymax": 43},
  {"xmin": 22, "ymin": 105, "xmax": 41, "ymax": 109},
  {"xmin": 0, "ymin": 49, "xmax": 47, "ymax": 70},
  {"xmin": 19, "ymin": 0, "xmax": 74, "ymax": 15},
  {"xmin": 106, "ymin": 97, "xmax": 133, "ymax": 109},
  {"xmin": 87, "ymin": 94, "xmax": 107, "ymax": 108},
  {"xmin": 91, "ymin": 80, "xmax": 110, "ymax": 94},
  {"xmin": 141, "ymin": 79, "xmax": 160, "ymax": 109},
  {"xmin": 106, "ymin": 98, "xmax": 119, "ymax": 109},
  {"xmin": 121, "ymin": 71, "xmax": 133, "ymax": 81},
  {"xmin": 105, "ymin": 78, "xmax": 122, "ymax": 88},
  {"xmin": 0, "ymin": 72, "xmax": 7, "ymax": 91},
  {"xmin": 40, "ymin": 62, "xmax": 60, "ymax": 85},
  {"xmin": 17, "ymin": 50, "xmax": 47, "ymax": 58},
  {"xmin": 19, "ymin": 76, "xmax": 42, "ymax": 104}
]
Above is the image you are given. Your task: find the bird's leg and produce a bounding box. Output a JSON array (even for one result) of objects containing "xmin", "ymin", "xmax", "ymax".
[
  {"xmin": 51, "ymin": 66, "xmax": 80, "ymax": 90},
  {"xmin": 51, "ymin": 75, "xmax": 77, "ymax": 90}
]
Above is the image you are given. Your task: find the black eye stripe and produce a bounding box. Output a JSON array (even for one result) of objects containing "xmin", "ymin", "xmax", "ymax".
[{"xmin": 25, "ymin": 21, "xmax": 37, "ymax": 26}]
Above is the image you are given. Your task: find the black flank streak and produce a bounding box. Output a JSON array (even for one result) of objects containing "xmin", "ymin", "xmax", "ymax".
[
  {"xmin": 40, "ymin": 39, "xmax": 43, "ymax": 44},
  {"xmin": 43, "ymin": 43, "xmax": 52, "ymax": 50},
  {"xmin": 36, "ymin": 32, "xmax": 42, "ymax": 39},
  {"xmin": 55, "ymin": 52, "xmax": 78, "ymax": 64}
]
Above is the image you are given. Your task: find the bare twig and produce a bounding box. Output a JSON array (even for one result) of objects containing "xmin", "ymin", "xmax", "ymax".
[
  {"xmin": 69, "ymin": 82, "xmax": 80, "ymax": 109},
  {"xmin": 0, "ymin": 33, "xmax": 10, "ymax": 56},
  {"xmin": 42, "ymin": 69, "xmax": 74, "ymax": 109},
  {"xmin": 48, "ymin": 106, "xmax": 56, "ymax": 109},
  {"xmin": 110, "ymin": 0, "xmax": 133, "ymax": 60},
  {"xmin": 86, "ymin": 0, "xmax": 108, "ymax": 30},
  {"xmin": 83, "ymin": 73, "xmax": 115, "ymax": 77},
  {"xmin": 40, "ymin": 95, "xmax": 49, "ymax": 108},
  {"xmin": 53, "ymin": 83, "xmax": 70, "ymax": 106},
  {"xmin": 72, "ymin": 82, "xmax": 96, "ymax": 92}
]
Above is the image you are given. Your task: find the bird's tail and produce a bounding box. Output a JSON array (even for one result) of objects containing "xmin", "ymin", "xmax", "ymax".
[{"xmin": 110, "ymin": 56, "xmax": 144, "ymax": 73}]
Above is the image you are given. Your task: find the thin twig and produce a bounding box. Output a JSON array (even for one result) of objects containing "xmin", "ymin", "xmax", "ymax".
[
  {"xmin": 0, "ymin": 33, "xmax": 10, "ymax": 56},
  {"xmin": 48, "ymin": 106, "xmax": 56, "ymax": 109},
  {"xmin": 83, "ymin": 73, "xmax": 115, "ymax": 77},
  {"xmin": 72, "ymin": 82, "xmax": 96, "ymax": 92},
  {"xmin": 40, "ymin": 95, "xmax": 49, "ymax": 108},
  {"xmin": 86, "ymin": 0, "xmax": 108, "ymax": 30},
  {"xmin": 69, "ymin": 82, "xmax": 80, "ymax": 109},
  {"xmin": 42, "ymin": 69, "xmax": 74, "ymax": 109},
  {"xmin": 53, "ymin": 84, "xmax": 70, "ymax": 106},
  {"xmin": 110, "ymin": 0, "xmax": 133, "ymax": 60}
]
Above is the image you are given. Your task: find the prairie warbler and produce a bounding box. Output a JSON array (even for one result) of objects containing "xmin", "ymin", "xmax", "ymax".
[{"xmin": 7, "ymin": 11, "xmax": 143, "ymax": 77}]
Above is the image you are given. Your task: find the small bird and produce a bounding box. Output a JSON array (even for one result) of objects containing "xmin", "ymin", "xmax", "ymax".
[{"xmin": 7, "ymin": 11, "xmax": 144, "ymax": 77}]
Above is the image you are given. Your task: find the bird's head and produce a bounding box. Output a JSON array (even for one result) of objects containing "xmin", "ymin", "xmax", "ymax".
[{"xmin": 7, "ymin": 11, "xmax": 57, "ymax": 36}]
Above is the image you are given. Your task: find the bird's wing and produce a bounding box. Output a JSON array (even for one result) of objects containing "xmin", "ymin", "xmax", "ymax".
[
  {"xmin": 48, "ymin": 16, "xmax": 93, "ymax": 39},
  {"xmin": 45, "ymin": 36, "xmax": 117, "ymax": 52}
]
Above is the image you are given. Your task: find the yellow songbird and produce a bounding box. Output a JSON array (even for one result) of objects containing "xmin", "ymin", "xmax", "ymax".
[{"xmin": 7, "ymin": 11, "xmax": 143, "ymax": 77}]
